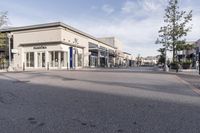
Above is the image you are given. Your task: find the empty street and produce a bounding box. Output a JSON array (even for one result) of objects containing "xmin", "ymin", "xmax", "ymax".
[{"xmin": 0, "ymin": 71, "xmax": 200, "ymax": 133}]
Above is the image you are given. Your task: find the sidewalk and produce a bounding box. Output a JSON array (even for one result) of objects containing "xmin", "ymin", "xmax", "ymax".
[
  {"xmin": 179, "ymin": 69, "xmax": 199, "ymax": 76},
  {"xmin": 169, "ymin": 69, "xmax": 200, "ymax": 92},
  {"xmin": 168, "ymin": 69, "xmax": 199, "ymax": 76},
  {"xmin": 0, "ymin": 69, "xmax": 7, "ymax": 73}
]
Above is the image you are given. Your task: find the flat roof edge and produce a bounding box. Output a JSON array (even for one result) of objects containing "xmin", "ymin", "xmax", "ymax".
[{"xmin": 0, "ymin": 22, "xmax": 116, "ymax": 49}]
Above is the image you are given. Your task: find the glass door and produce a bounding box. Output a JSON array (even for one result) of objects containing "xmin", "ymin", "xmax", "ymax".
[{"xmin": 37, "ymin": 52, "xmax": 46, "ymax": 68}]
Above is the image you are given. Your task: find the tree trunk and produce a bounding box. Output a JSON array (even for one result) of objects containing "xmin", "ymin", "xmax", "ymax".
[{"xmin": 172, "ymin": 45, "xmax": 175, "ymax": 62}]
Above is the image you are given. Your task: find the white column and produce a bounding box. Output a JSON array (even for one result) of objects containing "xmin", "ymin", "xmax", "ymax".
[
  {"xmin": 64, "ymin": 52, "xmax": 66, "ymax": 68},
  {"xmin": 97, "ymin": 49, "xmax": 100, "ymax": 67},
  {"xmin": 46, "ymin": 51, "xmax": 49, "ymax": 70},
  {"xmin": 21, "ymin": 48, "xmax": 25, "ymax": 71},
  {"xmin": 82, "ymin": 48, "xmax": 84, "ymax": 68},
  {"xmin": 107, "ymin": 50, "xmax": 109, "ymax": 68},
  {"xmin": 34, "ymin": 52, "xmax": 37, "ymax": 69},
  {"xmin": 58, "ymin": 51, "xmax": 61, "ymax": 69}
]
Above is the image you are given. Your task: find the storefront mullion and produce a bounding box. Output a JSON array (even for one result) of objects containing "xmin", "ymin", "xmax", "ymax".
[{"xmin": 58, "ymin": 52, "xmax": 61, "ymax": 68}]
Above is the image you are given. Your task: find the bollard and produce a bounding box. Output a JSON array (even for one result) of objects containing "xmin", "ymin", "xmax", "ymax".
[
  {"xmin": 47, "ymin": 62, "xmax": 49, "ymax": 71},
  {"xmin": 23, "ymin": 62, "xmax": 25, "ymax": 71}
]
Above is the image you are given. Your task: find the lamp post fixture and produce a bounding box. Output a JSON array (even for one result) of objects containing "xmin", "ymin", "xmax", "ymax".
[{"xmin": 7, "ymin": 33, "xmax": 13, "ymax": 71}]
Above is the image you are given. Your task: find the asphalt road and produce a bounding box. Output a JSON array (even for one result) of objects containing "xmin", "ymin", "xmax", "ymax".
[{"xmin": 0, "ymin": 71, "xmax": 200, "ymax": 133}]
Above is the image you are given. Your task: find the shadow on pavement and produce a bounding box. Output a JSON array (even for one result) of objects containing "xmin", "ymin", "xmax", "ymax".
[{"xmin": 0, "ymin": 77, "xmax": 200, "ymax": 133}]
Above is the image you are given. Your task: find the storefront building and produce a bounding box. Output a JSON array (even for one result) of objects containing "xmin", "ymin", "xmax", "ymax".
[{"xmin": 0, "ymin": 22, "xmax": 133, "ymax": 71}]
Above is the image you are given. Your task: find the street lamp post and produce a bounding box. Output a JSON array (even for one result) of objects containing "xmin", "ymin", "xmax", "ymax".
[{"xmin": 7, "ymin": 33, "xmax": 13, "ymax": 71}]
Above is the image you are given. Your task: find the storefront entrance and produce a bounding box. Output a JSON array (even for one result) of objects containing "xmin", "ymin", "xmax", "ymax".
[
  {"xmin": 89, "ymin": 55, "xmax": 98, "ymax": 67},
  {"xmin": 37, "ymin": 52, "xmax": 45, "ymax": 68},
  {"xmin": 49, "ymin": 51, "xmax": 68, "ymax": 68}
]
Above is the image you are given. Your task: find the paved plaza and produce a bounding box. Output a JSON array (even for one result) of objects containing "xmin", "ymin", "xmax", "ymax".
[{"xmin": 0, "ymin": 70, "xmax": 200, "ymax": 133}]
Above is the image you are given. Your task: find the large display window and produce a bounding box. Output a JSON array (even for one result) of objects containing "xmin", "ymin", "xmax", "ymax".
[
  {"xmin": 61, "ymin": 52, "xmax": 68, "ymax": 67},
  {"xmin": 49, "ymin": 51, "xmax": 59, "ymax": 67},
  {"xmin": 26, "ymin": 52, "xmax": 34, "ymax": 67},
  {"xmin": 37, "ymin": 52, "xmax": 45, "ymax": 68},
  {"xmin": 89, "ymin": 55, "xmax": 98, "ymax": 67},
  {"xmin": 49, "ymin": 51, "xmax": 68, "ymax": 68},
  {"xmin": 77, "ymin": 53, "xmax": 83, "ymax": 67}
]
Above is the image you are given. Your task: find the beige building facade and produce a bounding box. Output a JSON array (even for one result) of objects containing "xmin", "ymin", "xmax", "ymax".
[{"xmin": 0, "ymin": 22, "xmax": 134, "ymax": 71}]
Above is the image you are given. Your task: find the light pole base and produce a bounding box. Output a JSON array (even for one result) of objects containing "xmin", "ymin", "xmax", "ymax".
[
  {"xmin": 7, "ymin": 66, "xmax": 14, "ymax": 72},
  {"xmin": 164, "ymin": 65, "xmax": 169, "ymax": 72}
]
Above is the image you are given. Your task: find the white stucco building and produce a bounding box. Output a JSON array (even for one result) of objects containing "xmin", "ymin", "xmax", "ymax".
[{"xmin": 0, "ymin": 22, "xmax": 134, "ymax": 71}]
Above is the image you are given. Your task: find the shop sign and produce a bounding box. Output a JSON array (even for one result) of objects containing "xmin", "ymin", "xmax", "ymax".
[{"xmin": 33, "ymin": 45, "xmax": 47, "ymax": 49}]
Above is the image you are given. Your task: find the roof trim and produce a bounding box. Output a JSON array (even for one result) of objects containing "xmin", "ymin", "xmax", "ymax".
[
  {"xmin": 0, "ymin": 22, "xmax": 116, "ymax": 49},
  {"xmin": 20, "ymin": 41, "xmax": 85, "ymax": 49},
  {"xmin": 123, "ymin": 52, "xmax": 131, "ymax": 55}
]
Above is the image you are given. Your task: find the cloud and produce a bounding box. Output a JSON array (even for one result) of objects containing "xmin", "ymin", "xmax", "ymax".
[
  {"xmin": 121, "ymin": 1, "xmax": 139, "ymax": 13},
  {"xmin": 121, "ymin": 0, "xmax": 166, "ymax": 16},
  {"xmin": 141, "ymin": 0, "xmax": 163, "ymax": 11},
  {"xmin": 66, "ymin": 14, "xmax": 163, "ymax": 57},
  {"xmin": 4, "ymin": 0, "xmax": 200, "ymax": 57},
  {"xmin": 102, "ymin": 4, "xmax": 114, "ymax": 14}
]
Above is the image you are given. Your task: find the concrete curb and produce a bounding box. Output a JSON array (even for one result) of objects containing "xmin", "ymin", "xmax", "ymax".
[{"xmin": 175, "ymin": 76, "xmax": 200, "ymax": 96}]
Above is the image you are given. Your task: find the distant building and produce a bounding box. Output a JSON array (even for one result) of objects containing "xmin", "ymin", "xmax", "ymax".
[
  {"xmin": 141, "ymin": 56, "xmax": 158, "ymax": 66},
  {"xmin": 98, "ymin": 37, "xmax": 135, "ymax": 67},
  {"xmin": 177, "ymin": 41, "xmax": 199, "ymax": 68}
]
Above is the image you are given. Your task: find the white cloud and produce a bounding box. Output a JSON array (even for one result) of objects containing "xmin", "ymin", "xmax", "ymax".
[
  {"xmin": 102, "ymin": 4, "xmax": 114, "ymax": 14},
  {"xmin": 142, "ymin": 0, "xmax": 162, "ymax": 11},
  {"xmin": 121, "ymin": 1, "xmax": 139, "ymax": 13},
  {"xmin": 121, "ymin": 0, "xmax": 166, "ymax": 15},
  {"xmin": 66, "ymin": 15, "xmax": 163, "ymax": 57},
  {"xmin": 6, "ymin": 0, "xmax": 200, "ymax": 57}
]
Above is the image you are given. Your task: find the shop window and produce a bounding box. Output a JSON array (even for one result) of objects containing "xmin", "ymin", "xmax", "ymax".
[
  {"xmin": 55, "ymin": 51, "xmax": 59, "ymax": 67},
  {"xmin": 61, "ymin": 52, "xmax": 68, "ymax": 67},
  {"xmin": 78, "ymin": 53, "xmax": 82, "ymax": 67},
  {"xmin": 89, "ymin": 55, "xmax": 98, "ymax": 67},
  {"xmin": 49, "ymin": 51, "xmax": 53, "ymax": 67},
  {"xmin": 26, "ymin": 52, "xmax": 34, "ymax": 67},
  {"xmin": 49, "ymin": 51, "xmax": 59, "ymax": 67},
  {"xmin": 37, "ymin": 52, "xmax": 45, "ymax": 68},
  {"xmin": 61, "ymin": 52, "xmax": 64, "ymax": 67}
]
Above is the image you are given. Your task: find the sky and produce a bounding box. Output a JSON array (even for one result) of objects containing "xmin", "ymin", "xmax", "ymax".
[{"xmin": 0, "ymin": 0, "xmax": 200, "ymax": 57}]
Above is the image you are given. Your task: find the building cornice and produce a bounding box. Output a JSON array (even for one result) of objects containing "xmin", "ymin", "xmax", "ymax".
[
  {"xmin": 0, "ymin": 22, "xmax": 116, "ymax": 49},
  {"xmin": 19, "ymin": 41, "xmax": 85, "ymax": 49}
]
